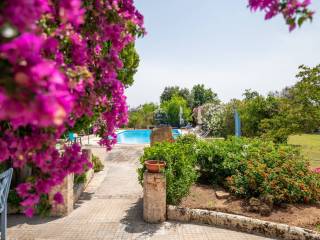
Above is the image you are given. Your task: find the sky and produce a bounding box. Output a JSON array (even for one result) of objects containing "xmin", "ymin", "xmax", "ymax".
[{"xmin": 125, "ymin": 1, "xmax": 320, "ymax": 108}]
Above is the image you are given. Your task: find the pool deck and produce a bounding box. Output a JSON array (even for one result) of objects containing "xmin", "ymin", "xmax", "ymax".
[{"xmin": 8, "ymin": 143, "xmax": 274, "ymax": 240}]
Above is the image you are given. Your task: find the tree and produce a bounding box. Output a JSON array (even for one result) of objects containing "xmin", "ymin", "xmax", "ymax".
[
  {"xmin": 118, "ymin": 43, "xmax": 140, "ymax": 88},
  {"xmin": 160, "ymin": 86, "xmax": 191, "ymax": 105},
  {"xmin": 154, "ymin": 108, "xmax": 168, "ymax": 125},
  {"xmin": 238, "ymin": 93, "xmax": 280, "ymax": 137},
  {"xmin": 289, "ymin": 65, "xmax": 320, "ymax": 133},
  {"xmin": 260, "ymin": 65, "xmax": 320, "ymax": 142},
  {"xmin": 190, "ymin": 84, "xmax": 220, "ymax": 108},
  {"xmin": 128, "ymin": 103, "xmax": 158, "ymax": 129},
  {"xmin": 243, "ymin": 89, "xmax": 259, "ymax": 100},
  {"xmin": 161, "ymin": 95, "xmax": 191, "ymax": 127}
]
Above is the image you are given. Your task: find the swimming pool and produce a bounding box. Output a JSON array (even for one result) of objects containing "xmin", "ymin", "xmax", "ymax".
[{"xmin": 117, "ymin": 129, "xmax": 181, "ymax": 144}]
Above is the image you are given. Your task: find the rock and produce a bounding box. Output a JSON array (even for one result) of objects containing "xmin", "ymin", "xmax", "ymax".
[
  {"xmin": 259, "ymin": 204, "xmax": 272, "ymax": 216},
  {"xmin": 248, "ymin": 197, "xmax": 272, "ymax": 216},
  {"xmin": 215, "ymin": 190, "xmax": 230, "ymax": 199},
  {"xmin": 248, "ymin": 197, "xmax": 261, "ymax": 212},
  {"xmin": 150, "ymin": 127, "xmax": 174, "ymax": 146},
  {"xmin": 260, "ymin": 194, "xmax": 274, "ymax": 208}
]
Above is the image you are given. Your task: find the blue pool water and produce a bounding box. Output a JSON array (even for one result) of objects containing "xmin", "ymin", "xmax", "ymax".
[{"xmin": 117, "ymin": 129, "xmax": 181, "ymax": 144}]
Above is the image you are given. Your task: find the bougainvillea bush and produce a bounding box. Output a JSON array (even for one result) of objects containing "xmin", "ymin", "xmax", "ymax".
[
  {"xmin": 0, "ymin": 0, "xmax": 144, "ymax": 216},
  {"xmin": 248, "ymin": 0, "xmax": 313, "ymax": 31}
]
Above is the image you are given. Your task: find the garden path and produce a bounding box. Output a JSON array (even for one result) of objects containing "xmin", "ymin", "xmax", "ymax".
[{"xmin": 8, "ymin": 144, "xmax": 274, "ymax": 240}]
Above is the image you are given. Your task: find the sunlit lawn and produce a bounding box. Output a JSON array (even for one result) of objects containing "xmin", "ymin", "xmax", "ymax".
[{"xmin": 288, "ymin": 134, "xmax": 320, "ymax": 168}]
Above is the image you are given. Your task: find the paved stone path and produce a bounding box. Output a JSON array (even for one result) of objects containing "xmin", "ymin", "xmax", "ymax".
[{"xmin": 8, "ymin": 145, "xmax": 274, "ymax": 240}]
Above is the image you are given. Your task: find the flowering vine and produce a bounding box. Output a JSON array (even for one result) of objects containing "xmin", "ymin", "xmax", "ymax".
[
  {"xmin": 0, "ymin": 0, "xmax": 144, "ymax": 216},
  {"xmin": 248, "ymin": 0, "xmax": 314, "ymax": 31}
]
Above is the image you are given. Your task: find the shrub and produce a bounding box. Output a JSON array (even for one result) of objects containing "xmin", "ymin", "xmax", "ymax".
[
  {"xmin": 195, "ymin": 139, "xmax": 228, "ymax": 183},
  {"xmin": 74, "ymin": 173, "xmax": 87, "ymax": 185},
  {"xmin": 35, "ymin": 195, "xmax": 52, "ymax": 217},
  {"xmin": 201, "ymin": 103, "xmax": 225, "ymax": 137},
  {"xmin": 175, "ymin": 133, "xmax": 198, "ymax": 145},
  {"xmin": 92, "ymin": 155, "xmax": 104, "ymax": 172},
  {"xmin": 8, "ymin": 190, "xmax": 22, "ymax": 208},
  {"xmin": 138, "ymin": 140, "xmax": 198, "ymax": 205},
  {"xmin": 196, "ymin": 137, "xmax": 320, "ymax": 204},
  {"xmin": 139, "ymin": 135, "xmax": 320, "ymax": 205}
]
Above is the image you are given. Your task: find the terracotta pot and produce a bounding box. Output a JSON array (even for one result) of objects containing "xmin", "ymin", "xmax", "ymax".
[{"xmin": 145, "ymin": 160, "xmax": 166, "ymax": 173}]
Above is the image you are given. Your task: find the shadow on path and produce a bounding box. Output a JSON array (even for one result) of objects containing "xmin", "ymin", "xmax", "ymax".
[
  {"xmin": 8, "ymin": 214, "xmax": 59, "ymax": 228},
  {"xmin": 120, "ymin": 198, "xmax": 172, "ymax": 238}
]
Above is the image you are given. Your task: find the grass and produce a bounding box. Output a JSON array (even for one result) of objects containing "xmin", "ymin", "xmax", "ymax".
[{"xmin": 288, "ymin": 134, "xmax": 320, "ymax": 168}]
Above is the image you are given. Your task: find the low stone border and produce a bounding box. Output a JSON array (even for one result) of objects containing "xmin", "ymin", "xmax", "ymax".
[
  {"xmin": 73, "ymin": 168, "xmax": 94, "ymax": 203},
  {"xmin": 167, "ymin": 205, "xmax": 320, "ymax": 240}
]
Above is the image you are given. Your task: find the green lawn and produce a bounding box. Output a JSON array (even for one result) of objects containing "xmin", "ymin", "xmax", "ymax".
[{"xmin": 288, "ymin": 134, "xmax": 320, "ymax": 168}]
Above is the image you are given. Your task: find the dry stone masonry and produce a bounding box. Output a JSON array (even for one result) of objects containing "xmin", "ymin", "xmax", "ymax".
[{"xmin": 143, "ymin": 172, "xmax": 166, "ymax": 223}]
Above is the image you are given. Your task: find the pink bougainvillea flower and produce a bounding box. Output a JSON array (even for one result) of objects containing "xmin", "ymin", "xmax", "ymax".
[
  {"xmin": 0, "ymin": 0, "xmax": 50, "ymax": 31},
  {"xmin": 23, "ymin": 208, "xmax": 34, "ymax": 218},
  {"xmin": 53, "ymin": 192, "xmax": 64, "ymax": 204}
]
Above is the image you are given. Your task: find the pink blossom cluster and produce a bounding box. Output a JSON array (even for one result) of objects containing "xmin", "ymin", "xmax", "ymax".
[
  {"xmin": 248, "ymin": 0, "xmax": 313, "ymax": 30},
  {"xmin": 0, "ymin": 0, "xmax": 144, "ymax": 216}
]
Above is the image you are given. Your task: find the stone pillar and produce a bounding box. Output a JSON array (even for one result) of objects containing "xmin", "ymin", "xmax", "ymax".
[
  {"xmin": 49, "ymin": 173, "xmax": 74, "ymax": 217},
  {"xmin": 82, "ymin": 148, "xmax": 92, "ymax": 162},
  {"xmin": 150, "ymin": 127, "xmax": 174, "ymax": 146},
  {"xmin": 143, "ymin": 172, "xmax": 166, "ymax": 223}
]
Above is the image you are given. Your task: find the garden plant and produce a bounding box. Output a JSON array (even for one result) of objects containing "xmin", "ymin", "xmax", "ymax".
[
  {"xmin": 140, "ymin": 134, "xmax": 320, "ymax": 206},
  {"xmin": 0, "ymin": 0, "xmax": 144, "ymax": 216}
]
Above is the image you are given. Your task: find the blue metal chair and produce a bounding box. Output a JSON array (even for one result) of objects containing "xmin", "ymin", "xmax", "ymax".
[
  {"xmin": 68, "ymin": 132, "xmax": 76, "ymax": 143},
  {"xmin": 0, "ymin": 168, "xmax": 13, "ymax": 240}
]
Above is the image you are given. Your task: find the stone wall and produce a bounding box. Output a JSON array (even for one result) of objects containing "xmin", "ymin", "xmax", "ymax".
[
  {"xmin": 167, "ymin": 205, "xmax": 320, "ymax": 240},
  {"xmin": 49, "ymin": 148, "xmax": 94, "ymax": 217}
]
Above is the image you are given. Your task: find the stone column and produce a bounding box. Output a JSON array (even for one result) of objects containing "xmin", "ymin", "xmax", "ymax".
[
  {"xmin": 49, "ymin": 173, "xmax": 74, "ymax": 217},
  {"xmin": 82, "ymin": 148, "xmax": 92, "ymax": 162},
  {"xmin": 143, "ymin": 172, "xmax": 166, "ymax": 223}
]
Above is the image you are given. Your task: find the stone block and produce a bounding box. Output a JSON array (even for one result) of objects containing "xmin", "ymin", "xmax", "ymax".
[
  {"xmin": 150, "ymin": 127, "xmax": 174, "ymax": 146},
  {"xmin": 82, "ymin": 148, "xmax": 92, "ymax": 162},
  {"xmin": 215, "ymin": 190, "xmax": 230, "ymax": 199},
  {"xmin": 49, "ymin": 173, "xmax": 74, "ymax": 217},
  {"xmin": 143, "ymin": 172, "xmax": 166, "ymax": 223}
]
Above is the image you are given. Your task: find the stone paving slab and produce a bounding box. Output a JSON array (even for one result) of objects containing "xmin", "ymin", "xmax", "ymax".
[{"xmin": 8, "ymin": 145, "xmax": 274, "ymax": 240}]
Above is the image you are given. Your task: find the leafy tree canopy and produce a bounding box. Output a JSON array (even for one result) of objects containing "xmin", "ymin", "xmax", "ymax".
[
  {"xmin": 161, "ymin": 95, "xmax": 191, "ymax": 127},
  {"xmin": 118, "ymin": 43, "xmax": 140, "ymax": 88},
  {"xmin": 191, "ymin": 84, "xmax": 220, "ymax": 108},
  {"xmin": 160, "ymin": 86, "xmax": 190, "ymax": 105},
  {"xmin": 128, "ymin": 103, "xmax": 158, "ymax": 129}
]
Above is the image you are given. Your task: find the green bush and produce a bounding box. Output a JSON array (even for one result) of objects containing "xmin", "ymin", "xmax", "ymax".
[
  {"xmin": 139, "ymin": 135, "xmax": 320, "ymax": 205},
  {"xmin": 196, "ymin": 137, "xmax": 320, "ymax": 204},
  {"xmin": 195, "ymin": 139, "xmax": 228, "ymax": 183},
  {"xmin": 175, "ymin": 133, "xmax": 198, "ymax": 144},
  {"xmin": 138, "ymin": 140, "xmax": 198, "ymax": 205},
  {"xmin": 36, "ymin": 195, "xmax": 52, "ymax": 217},
  {"xmin": 8, "ymin": 189, "xmax": 22, "ymax": 208},
  {"xmin": 74, "ymin": 173, "xmax": 87, "ymax": 184},
  {"xmin": 92, "ymin": 155, "xmax": 104, "ymax": 172}
]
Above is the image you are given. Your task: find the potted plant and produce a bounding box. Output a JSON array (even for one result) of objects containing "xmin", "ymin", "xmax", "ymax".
[{"xmin": 144, "ymin": 160, "xmax": 166, "ymax": 173}]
